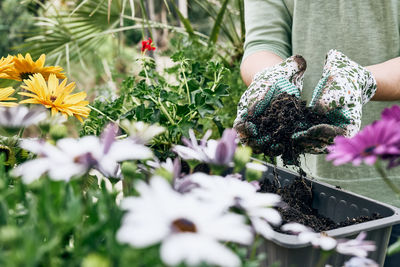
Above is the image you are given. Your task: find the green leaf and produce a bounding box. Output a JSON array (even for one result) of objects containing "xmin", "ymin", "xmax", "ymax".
[
  {"xmin": 176, "ymin": 104, "xmax": 190, "ymax": 117},
  {"xmin": 214, "ymin": 84, "xmax": 229, "ymax": 96},
  {"xmin": 168, "ymin": 0, "xmax": 195, "ymax": 39},
  {"xmin": 208, "ymin": 0, "xmax": 230, "ymax": 44},
  {"xmin": 194, "ymin": 91, "xmax": 206, "ymax": 106},
  {"xmin": 388, "ymin": 238, "xmax": 400, "ymax": 256},
  {"xmin": 197, "ymin": 104, "xmax": 215, "ymax": 117}
]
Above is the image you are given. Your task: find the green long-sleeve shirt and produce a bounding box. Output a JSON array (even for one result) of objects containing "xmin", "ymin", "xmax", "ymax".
[{"xmin": 243, "ymin": 0, "xmax": 400, "ymax": 206}]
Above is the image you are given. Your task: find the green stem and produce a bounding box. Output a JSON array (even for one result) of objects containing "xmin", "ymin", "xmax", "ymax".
[
  {"xmin": 250, "ymin": 234, "xmax": 259, "ymax": 261},
  {"xmin": 147, "ymin": 95, "xmax": 175, "ymax": 125},
  {"xmin": 88, "ymin": 104, "xmax": 118, "ymax": 124},
  {"xmin": 375, "ymin": 160, "xmax": 400, "ymax": 196},
  {"xmin": 17, "ymin": 127, "xmax": 25, "ymax": 138},
  {"xmin": 143, "ymin": 66, "xmax": 151, "ymax": 85},
  {"xmin": 210, "ymin": 69, "xmax": 222, "ymax": 92},
  {"xmin": 181, "ymin": 65, "xmax": 191, "ymax": 105},
  {"xmin": 315, "ymin": 251, "xmax": 332, "ymax": 267},
  {"xmin": 158, "ymin": 98, "xmax": 175, "ymax": 125}
]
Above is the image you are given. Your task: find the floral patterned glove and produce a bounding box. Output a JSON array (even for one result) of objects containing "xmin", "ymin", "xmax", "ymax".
[
  {"xmin": 292, "ymin": 49, "xmax": 377, "ymax": 153},
  {"xmin": 234, "ymin": 55, "xmax": 307, "ymax": 153}
]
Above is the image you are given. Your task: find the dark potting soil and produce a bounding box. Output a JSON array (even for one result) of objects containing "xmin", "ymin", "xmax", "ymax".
[
  {"xmin": 247, "ymin": 92, "xmax": 331, "ymax": 165},
  {"xmin": 259, "ymin": 176, "xmax": 382, "ymax": 233}
]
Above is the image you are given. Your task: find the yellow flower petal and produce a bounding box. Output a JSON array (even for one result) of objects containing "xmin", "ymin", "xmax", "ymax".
[
  {"xmin": 19, "ymin": 73, "xmax": 89, "ymax": 122},
  {"xmin": 1, "ymin": 53, "xmax": 66, "ymax": 81},
  {"xmin": 0, "ymin": 87, "xmax": 18, "ymax": 106}
]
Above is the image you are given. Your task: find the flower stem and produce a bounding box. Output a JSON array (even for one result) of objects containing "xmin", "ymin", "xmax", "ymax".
[
  {"xmin": 88, "ymin": 105, "xmax": 118, "ymax": 124},
  {"xmin": 146, "ymin": 94, "xmax": 175, "ymax": 126},
  {"xmin": 375, "ymin": 160, "xmax": 400, "ymax": 196},
  {"xmin": 158, "ymin": 98, "xmax": 175, "ymax": 125},
  {"xmin": 181, "ymin": 63, "xmax": 191, "ymax": 105},
  {"xmin": 250, "ymin": 234, "xmax": 259, "ymax": 261},
  {"xmin": 315, "ymin": 251, "xmax": 332, "ymax": 267},
  {"xmin": 210, "ymin": 69, "xmax": 222, "ymax": 92},
  {"xmin": 18, "ymin": 127, "xmax": 25, "ymax": 138}
]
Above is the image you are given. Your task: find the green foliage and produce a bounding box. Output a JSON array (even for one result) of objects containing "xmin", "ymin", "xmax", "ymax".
[
  {"xmin": 81, "ymin": 40, "xmax": 234, "ymax": 158},
  {"xmin": 0, "ymin": 168, "xmax": 164, "ymax": 266},
  {"xmin": 22, "ymin": 0, "xmax": 139, "ymax": 65},
  {"xmin": 208, "ymin": 0, "xmax": 230, "ymax": 45},
  {"xmin": 0, "ymin": 0, "xmax": 36, "ymax": 55}
]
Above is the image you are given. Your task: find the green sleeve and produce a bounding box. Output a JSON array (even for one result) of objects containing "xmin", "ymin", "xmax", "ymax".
[{"xmin": 243, "ymin": 0, "xmax": 292, "ymax": 62}]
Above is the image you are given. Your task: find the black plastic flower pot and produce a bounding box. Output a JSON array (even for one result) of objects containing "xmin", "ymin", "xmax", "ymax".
[{"xmin": 259, "ymin": 163, "xmax": 400, "ymax": 267}]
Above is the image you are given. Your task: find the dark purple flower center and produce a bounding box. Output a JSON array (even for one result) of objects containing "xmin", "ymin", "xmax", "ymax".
[
  {"xmin": 74, "ymin": 152, "xmax": 98, "ymax": 166},
  {"xmin": 171, "ymin": 218, "xmax": 197, "ymax": 233},
  {"xmin": 361, "ymin": 145, "xmax": 376, "ymax": 156}
]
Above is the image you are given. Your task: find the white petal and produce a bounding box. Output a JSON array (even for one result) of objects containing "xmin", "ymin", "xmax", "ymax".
[
  {"xmin": 246, "ymin": 162, "xmax": 268, "ymax": 172},
  {"xmin": 48, "ymin": 163, "xmax": 87, "ymax": 181},
  {"xmin": 19, "ymin": 139, "xmax": 46, "ymax": 154},
  {"xmin": 248, "ymin": 207, "xmax": 282, "ymax": 226},
  {"xmin": 108, "ymin": 140, "xmax": 153, "ymax": 161},
  {"xmin": 161, "ymin": 234, "xmax": 241, "ymax": 267},
  {"xmin": 281, "ymin": 223, "xmax": 310, "ymax": 234},
  {"xmin": 12, "ymin": 158, "xmax": 50, "ymax": 183},
  {"xmin": 173, "ymin": 145, "xmax": 204, "ymax": 161},
  {"xmin": 116, "ymin": 222, "xmax": 169, "ymax": 248},
  {"xmin": 250, "ymin": 217, "xmax": 275, "ymax": 239},
  {"xmin": 318, "ymin": 236, "xmax": 337, "ymax": 251},
  {"xmin": 201, "ymin": 213, "xmax": 253, "ymax": 245}
]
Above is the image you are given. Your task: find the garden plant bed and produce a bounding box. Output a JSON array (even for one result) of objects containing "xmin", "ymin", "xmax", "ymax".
[{"xmin": 258, "ymin": 163, "xmax": 400, "ymax": 267}]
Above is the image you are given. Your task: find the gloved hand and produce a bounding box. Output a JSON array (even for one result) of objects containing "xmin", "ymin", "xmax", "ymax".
[
  {"xmin": 292, "ymin": 49, "xmax": 377, "ymax": 153},
  {"xmin": 234, "ymin": 55, "xmax": 307, "ymax": 153}
]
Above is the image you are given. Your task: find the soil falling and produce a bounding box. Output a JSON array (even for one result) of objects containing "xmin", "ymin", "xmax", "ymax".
[{"xmin": 247, "ymin": 92, "xmax": 331, "ymax": 165}]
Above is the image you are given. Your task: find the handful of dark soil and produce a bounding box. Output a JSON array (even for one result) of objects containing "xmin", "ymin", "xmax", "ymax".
[
  {"xmin": 248, "ymin": 92, "xmax": 331, "ymax": 165},
  {"xmin": 259, "ymin": 177, "xmax": 382, "ymax": 232}
]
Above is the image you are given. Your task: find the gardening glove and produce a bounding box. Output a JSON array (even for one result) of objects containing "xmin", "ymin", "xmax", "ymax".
[
  {"xmin": 292, "ymin": 49, "xmax": 377, "ymax": 153},
  {"xmin": 234, "ymin": 55, "xmax": 307, "ymax": 153}
]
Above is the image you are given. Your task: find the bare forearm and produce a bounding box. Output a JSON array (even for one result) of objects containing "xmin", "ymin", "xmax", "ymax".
[
  {"xmin": 240, "ymin": 51, "xmax": 283, "ymax": 86},
  {"xmin": 367, "ymin": 57, "xmax": 400, "ymax": 101}
]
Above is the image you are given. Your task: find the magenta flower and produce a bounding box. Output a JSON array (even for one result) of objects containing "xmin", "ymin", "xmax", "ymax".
[
  {"xmin": 382, "ymin": 105, "xmax": 400, "ymax": 122},
  {"xmin": 327, "ymin": 119, "xmax": 400, "ymax": 166}
]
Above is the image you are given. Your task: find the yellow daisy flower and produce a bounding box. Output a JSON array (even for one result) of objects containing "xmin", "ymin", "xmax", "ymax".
[
  {"xmin": 0, "ymin": 56, "xmax": 14, "ymax": 79},
  {"xmin": 5, "ymin": 53, "xmax": 66, "ymax": 81},
  {"xmin": 19, "ymin": 73, "xmax": 90, "ymax": 122},
  {"xmin": 0, "ymin": 87, "xmax": 18, "ymax": 107}
]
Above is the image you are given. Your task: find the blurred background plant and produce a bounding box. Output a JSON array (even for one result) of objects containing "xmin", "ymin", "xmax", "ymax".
[{"xmin": 1, "ymin": 0, "xmax": 247, "ymax": 142}]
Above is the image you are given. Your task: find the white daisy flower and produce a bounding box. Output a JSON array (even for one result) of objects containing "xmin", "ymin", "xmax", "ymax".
[
  {"xmin": 298, "ymin": 231, "xmax": 337, "ymax": 251},
  {"xmin": 189, "ymin": 173, "xmax": 281, "ymax": 239},
  {"xmin": 12, "ymin": 138, "xmax": 88, "ymax": 183},
  {"xmin": 117, "ymin": 176, "xmax": 253, "ymax": 267},
  {"xmin": 336, "ymin": 232, "xmax": 376, "ymax": 258},
  {"xmin": 13, "ymin": 124, "xmax": 153, "ymax": 182},
  {"xmin": 343, "ymin": 257, "xmax": 378, "ymax": 267},
  {"xmin": 173, "ymin": 129, "xmax": 238, "ymax": 166},
  {"xmin": 121, "ymin": 120, "xmax": 165, "ymax": 144},
  {"xmin": 0, "ymin": 106, "xmax": 47, "ymax": 135},
  {"xmin": 281, "ymin": 222, "xmax": 337, "ymax": 251}
]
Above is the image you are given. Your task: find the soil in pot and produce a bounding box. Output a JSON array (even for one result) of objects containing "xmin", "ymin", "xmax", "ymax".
[
  {"xmin": 259, "ymin": 174, "xmax": 382, "ymax": 232},
  {"xmin": 246, "ymin": 92, "xmax": 332, "ymax": 165}
]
